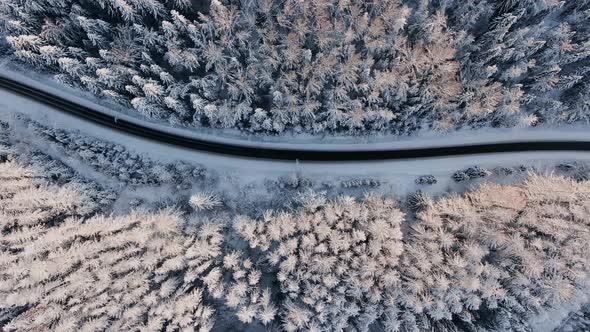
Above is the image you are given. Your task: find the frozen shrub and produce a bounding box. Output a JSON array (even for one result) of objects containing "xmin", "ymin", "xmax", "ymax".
[
  {"xmin": 22, "ymin": 118, "xmax": 205, "ymax": 186},
  {"xmin": 235, "ymin": 192, "xmax": 405, "ymax": 331},
  {"xmin": 340, "ymin": 178, "xmax": 381, "ymax": 188},
  {"xmin": 275, "ymin": 175, "xmax": 311, "ymax": 190},
  {"xmin": 555, "ymin": 162, "xmax": 590, "ymax": 182},
  {"xmin": 492, "ymin": 167, "xmax": 515, "ymax": 176},
  {"xmin": 452, "ymin": 166, "xmax": 491, "ymax": 182},
  {"xmin": 415, "ymin": 175, "xmax": 437, "ymax": 186},
  {"xmin": 451, "ymin": 171, "xmax": 471, "ymax": 182},
  {"xmin": 465, "ymin": 167, "xmax": 490, "ymax": 179}
]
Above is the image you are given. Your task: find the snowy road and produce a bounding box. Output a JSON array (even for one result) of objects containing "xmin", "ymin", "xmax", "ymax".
[
  {"xmin": 4, "ymin": 73, "xmax": 590, "ymax": 161},
  {"xmin": 3, "ymin": 69, "xmax": 590, "ymax": 195}
]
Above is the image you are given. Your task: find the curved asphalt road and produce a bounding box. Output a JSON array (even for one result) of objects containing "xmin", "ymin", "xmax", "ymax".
[{"xmin": 2, "ymin": 76, "xmax": 590, "ymax": 161}]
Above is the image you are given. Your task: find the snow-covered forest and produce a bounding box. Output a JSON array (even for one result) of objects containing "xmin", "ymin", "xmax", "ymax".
[
  {"xmin": 0, "ymin": 114, "xmax": 589, "ymax": 331},
  {"xmin": 1, "ymin": 0, "xmax": 590, "ymax": 135},
  {"xmin": 2, "ymin": 0, "xmax": 590, "ymax": 330}
]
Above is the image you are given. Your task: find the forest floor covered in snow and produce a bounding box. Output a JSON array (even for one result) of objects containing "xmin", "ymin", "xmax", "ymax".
[{"xmin": 555, "ymin": 304, "xmax": 590, "ymax": 332}]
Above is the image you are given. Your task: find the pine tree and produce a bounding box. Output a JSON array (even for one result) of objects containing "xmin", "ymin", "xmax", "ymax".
[
  {"xmin": 397, "ymin": 174, "xmax": 590, "ymax": 331},
  {"xmin": 0, "ymin": 161, "xmax": 220, "ymax": 331},
  {"xmin": 235, "ymin": 192, "xmax": 405, "ymax": 331},
  {"xmin": 2, "ymin": 0, "xmax": 590, "ymax": 134}
]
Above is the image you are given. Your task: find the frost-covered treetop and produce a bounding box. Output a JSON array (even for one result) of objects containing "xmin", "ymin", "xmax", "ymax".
[
  {"xmin": 2, "ymin": 0, "xmax": 589, "ymax": 135},
  {"xmin": 235, "ymin": 192, "xmax": 405, "ymax": 331},
  {"xmin": 2, "ymin": 154, "xmax": 590, "ymax": 331}
]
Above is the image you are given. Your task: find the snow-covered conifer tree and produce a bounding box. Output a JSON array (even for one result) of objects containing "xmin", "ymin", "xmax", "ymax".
[
  {"xmin": 234, "ymin": 192, "xmax": 405, "ymax": 331},
  {"xmin": 3, "ymin": 0, "xmax": 590, "ymax": 134},
  {"xmin": 0, "ymin": 161, "xmax": 220, "ymax": 331},
  {"xmin": 397, "ymin": 174, "xmax": 590, "ymax": 331}
]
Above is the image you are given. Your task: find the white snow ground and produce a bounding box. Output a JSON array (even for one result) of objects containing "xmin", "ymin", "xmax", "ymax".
[{"xmin": 533, "ymin": 295, "xmax": 590, "ymax": 332}]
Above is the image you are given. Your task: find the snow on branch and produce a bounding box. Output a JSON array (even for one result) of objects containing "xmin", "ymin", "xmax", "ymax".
[
  {"xmin": 190, "ymin": 192, "xmax": 222, "ymax": 211},
  {"xmin": 235, "ymin": 192, "xmax": 405, "ymax": 331},
  {"xmin": 397, "ymin": 174, "xmax": 590, "ymax": 330},
  {"xmin": 7, "ymin": 0, "xmax": 588, "ymax": 134}
]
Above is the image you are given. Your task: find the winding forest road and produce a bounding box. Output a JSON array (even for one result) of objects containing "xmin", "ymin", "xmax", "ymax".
[{"xmin": 2, "ymin": 75, "xmax": 590, "ymax": 161}]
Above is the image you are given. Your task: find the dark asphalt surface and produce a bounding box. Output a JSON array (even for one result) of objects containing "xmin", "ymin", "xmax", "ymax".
[{"xmin": 2, "ymin": 76, "xmax": 590, "ymax": 162}]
